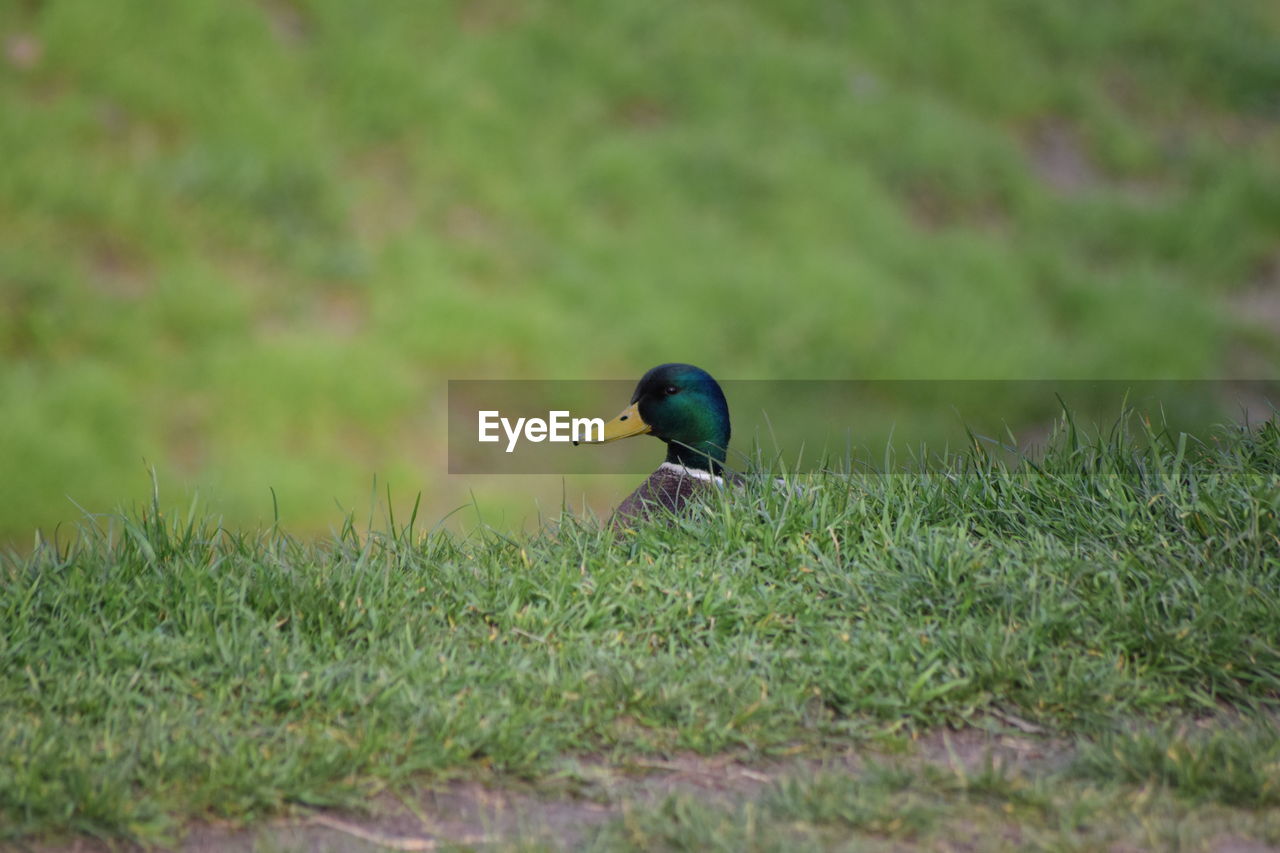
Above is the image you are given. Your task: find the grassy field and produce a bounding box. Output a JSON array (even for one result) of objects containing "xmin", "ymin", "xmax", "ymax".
[
  {"xmin": 2, "ymin": 2, "xmax": 1279, "ymax": 846},
  {"xmin": 3, "ymin": 415, "xmax": 1277, "ymax": 847},
  {"xmin": 2, "ymin": 0, "xmax": 1280, "ymax": 540}
]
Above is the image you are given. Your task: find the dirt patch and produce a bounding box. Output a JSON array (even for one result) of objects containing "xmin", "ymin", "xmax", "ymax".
[
  {"xmin": 4, "ymin": 33, "xmax": 42, "ymax": 72},
  {"xmin": 1211, "ymin": 839, "xmax": 1280, "ymax": 853},
  {"xmin": 1233, "ymin": 252, "xmax": 1280, "ymax": 337},
  {"xmin": 613, "ymin": 98, "xmax": 671, "ymax": 131},
  {"xmin": 87, "ymin": 239, "xmax": 151, "ymax": 302},
  {"xmin": 1023, "ymin": 116, "xmax": 1175, "ymax": 206},
  {"xmin": 346, "ymin": 146, "xmax": 420, "ymax": 250},
  {"xmin": 32, "ymin": 725, "xmax": 1071, "ymax": 851},
  {"xmin": 1228, "ymin": 250, "xmax": 1280, "ymax": 379},
  {"xmin": 897, "ymin": 181, "xmax": 1008, "ymax": 233},
  {"xmin": 1026, "ymin": 119, "xmax": 1100, "ymax": 194},
  {"xmin": 258, "ymin": 0, "xmax": 310, "ymax": 46},
  {"xmin": 185, "ymin": 782, "xmax": 598, "ymax": 852}
]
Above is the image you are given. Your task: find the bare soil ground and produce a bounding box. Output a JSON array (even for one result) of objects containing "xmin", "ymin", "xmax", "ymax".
[
  {"xmin": 30, "ymin": 722, "xmax": 1280, "ymax": 851},
  {"xmin": 35, "ymin": 725, "xmax": 1078, "ymax": 852}
]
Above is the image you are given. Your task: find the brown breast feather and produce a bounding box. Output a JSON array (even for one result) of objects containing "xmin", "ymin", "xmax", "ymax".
[{"xmin": 610, "ymin": 465, "xmax": 715, "ymax": 527}]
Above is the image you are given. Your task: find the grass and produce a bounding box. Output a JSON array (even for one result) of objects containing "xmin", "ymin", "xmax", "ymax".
[
  {"xmin": 2, "ymin": 413, "xmax": 1277, "ymax": 846},
  {"xmin": 1072, "ymin": 718, "xmax": 1280, "ymax": 808},
  {"xmin": 2, "ymin": 0, "xmax": 1279, "ymax": 539},
  {"xmin": 589, "ymin": 751, "xmax": 1280, "ymax": 851},
  {"xmin": 589, "ymin": 718, "xmax": 1280, "ymax": 850}
]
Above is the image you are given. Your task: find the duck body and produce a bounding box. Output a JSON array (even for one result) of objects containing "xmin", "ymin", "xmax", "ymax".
[
  {"xmin": 580, "ymin": 363, "xmax": 732, "ymax": 525},
  {"xmin": 612, "ymin": 461, "xmax": 728, "ymax": 525}
]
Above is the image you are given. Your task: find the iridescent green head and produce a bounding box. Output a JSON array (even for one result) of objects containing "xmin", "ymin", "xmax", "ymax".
[{"xmin": 592, "ymin": 363, "xmax": 731, "ymax": 472}]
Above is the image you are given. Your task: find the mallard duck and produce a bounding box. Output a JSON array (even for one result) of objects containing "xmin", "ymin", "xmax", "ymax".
[{"xmin": 577, "ymin": 363, "xmax": 730, "ymax": 525}]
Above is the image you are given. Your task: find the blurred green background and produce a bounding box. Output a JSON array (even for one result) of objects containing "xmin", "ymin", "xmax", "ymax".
[{"xmin": 2, "ymin": 0, "xmax": 1278, "ymax": 541}]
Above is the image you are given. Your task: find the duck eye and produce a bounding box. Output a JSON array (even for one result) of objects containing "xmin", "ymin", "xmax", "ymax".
[{"xmin": 664, "ymin": 385, "xmax": 678, "ymax": 396}]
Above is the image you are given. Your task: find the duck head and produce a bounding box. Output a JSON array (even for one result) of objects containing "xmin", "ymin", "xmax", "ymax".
[{"xmin": 582, "ymin": 363, "xmax": 730, "ymax": 473}]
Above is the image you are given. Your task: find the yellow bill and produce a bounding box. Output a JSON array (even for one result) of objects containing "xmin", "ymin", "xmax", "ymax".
[{"xmin": 579, "ymin": 401, "xmax": 651, "ymax": 444}]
